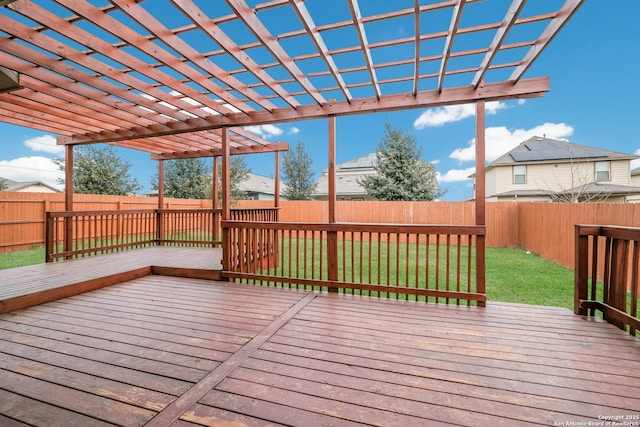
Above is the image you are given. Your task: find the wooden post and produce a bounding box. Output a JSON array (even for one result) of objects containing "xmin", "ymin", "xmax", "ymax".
[
  {"xmin": 327, "ymin": 116, "xmax": 338, "ymax": 291},
  {"xmin": 212, "ymin": 156, "xmax": 220, "ymax": 245},
  {"xmin": 157, "ymin": 160, "xmax": 164, "ymax": 246},
  {"xmin": 574, "ymin": 225, "xmax": 589, "ymax": 315},
  {"xmin": 64, "ymin": 144, "xmax": 74, "ymax": 259},
  {"xmin": 274, "ymin": 151, "xmax": 281, "ymax": 209},
  {"xmin": 221, "ymin": 129, "xmax": 231, "ymax": 274},
  {"xmin": 475, "ymin": 101, "xmax": 486, "ymax": 306}
]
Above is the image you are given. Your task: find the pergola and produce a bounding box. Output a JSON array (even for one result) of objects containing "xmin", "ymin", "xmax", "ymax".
[{"xmin": 0, "ymin": 0, "xmax": 585, "ymax": 299}]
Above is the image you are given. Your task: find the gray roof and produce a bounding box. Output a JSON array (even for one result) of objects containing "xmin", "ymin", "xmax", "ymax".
[
  {"xmin": 488, "ymin": 137, "xmax": 637, "ymax": 169},
  {"xmin": 632, "ymin": 166, "xmax": 640, "ymax": 176},
  {"xmin": 238, "ymin": 172, "xmax": 282, "ymax": 195},
  {"xmin": 490, "ymin": 183, "xmax": 640, "ymax": 199},
  {"xmin": 320, "ymin": 152, "xmax": 376, "ymax": 173},
  {"xmin": 0, "ymin": 177, "xmax": 61, "ymax": 193}
]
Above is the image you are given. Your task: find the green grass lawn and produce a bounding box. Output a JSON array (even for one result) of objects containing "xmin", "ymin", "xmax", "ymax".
[
  {"xmin": 0, "ymin": 247, "xmax": 44, "ymax": 270},
  {"xmin": 485, "ymin": 247, "xmax": 574, "ymax": 309},
  {"xmin": 0, "ymin": 244, "xmax": 577, "ymax": 308}
]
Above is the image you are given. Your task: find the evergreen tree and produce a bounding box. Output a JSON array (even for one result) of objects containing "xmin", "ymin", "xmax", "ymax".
[
  {"xmin": 53, "ymin": 145, "xmax": 141, "ymax": 195},
  {"xmin": 215, "ymin": 156, "xmax": 251, "ymax": 206},
  {"xmin": 281, "ymin": 141, "xmax": 317, "ymax": 200},
  {"xmin": 0, "ymin": 178, "xmax": 7, "ymax": 191},
  {"xmin": 359, "ymin": 123, "xmax": 443, "ymax": 201},
  {"xmin": 154, "ymin": 158, "xmax": 211, "ymax": 199}
]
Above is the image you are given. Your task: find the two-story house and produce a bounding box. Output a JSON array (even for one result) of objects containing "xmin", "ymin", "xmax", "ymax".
[{"xmin": 484, "ymin": 136, "xmax": 640, "ymax": 202}]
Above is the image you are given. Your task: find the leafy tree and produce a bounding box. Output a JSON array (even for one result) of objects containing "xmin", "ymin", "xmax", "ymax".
[
  {"xmin": 53, "ymin": 145, "xmax": 141, "ymax": 195},
  {"xmin": 153, "ymin": 158, "xmax": 211, "ymax": 199},
  {"xmin": 359, "ymin": 123, "xmax": 443, "ymax": 201},
  {"xmin": 0, "ymin": 178, "xmax": 7, "ymax": 191},
  {"xmin": 281, "ymin": 141, "xmax": 317, "ymax": 200},
  {"xmin": 215, "ymin": 156, "xmax": 251, "ymax": 206}
]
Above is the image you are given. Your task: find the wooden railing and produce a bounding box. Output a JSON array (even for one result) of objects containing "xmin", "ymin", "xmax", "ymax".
[
  {"xmin": 45, "ymin": 208, "xmax": 278, "ymax": 262},
  {"xmin": 575, "ymin": 225, "xmax": 640, "ymax": 336},
  {"xmin": 222, "ymin": 221, "xmax": 486, "ymax": 305},
  {"xmin": 158, "ymin": 209, "xmax": 222, "ymax": 246}
]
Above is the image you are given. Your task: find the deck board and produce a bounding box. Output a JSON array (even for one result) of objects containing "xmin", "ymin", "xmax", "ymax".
[{"xmin": 0, "ymin": 263, "xmax": 638, "ymax": 426}]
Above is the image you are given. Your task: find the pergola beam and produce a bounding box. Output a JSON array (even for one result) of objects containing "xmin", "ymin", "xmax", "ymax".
[
  {"xmin": 59, "ymin": 77, "xmax": 549, "ymax": 145},
  {"xmin": 150, "ymin": 142, "xmax": 290, "ymax": 160}
]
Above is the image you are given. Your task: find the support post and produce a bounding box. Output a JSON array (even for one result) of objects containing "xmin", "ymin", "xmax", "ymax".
[
  {"xmin": 64, "ymin": 144, "xmax": 74, "ymax": 259},
  {"xmin": 475, "ymin": 101, "xmax": 486, "ymax": 306},
  {"xmin": 221, "ymin": 129, "xmax": 231, "ymax": 274},
  {"xmin": 157, "ymin": 160, "xmax": 164, "ymax": 246},
  {"xmin": 213, "ymin": 156, "xmax": 220, "ymax": 245},
  {"xmin": 327, "ymin": 116, "xmax": 338, "ymax": 291},
  {"xmin": 274, "ymin": 151, "xmax": 281, "ymax": 209}
]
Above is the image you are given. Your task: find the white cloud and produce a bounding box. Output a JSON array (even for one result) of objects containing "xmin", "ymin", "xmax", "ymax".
[
  {"xmin": 437, "ymin": 167, "xmax": 476, "ymax": 183},
  {"xmin": 0, "ymin": 156, "xmax": 64, "ymax": 189},
  {"xmin": 24, "ymin": 135, "xmax": 64, "ymax": 155},
  {"xmin": 413, "ymin": 101, "xmax": 507, "ymax": 129},
  {"xmin": 288, "ymin": 127, "xmax": 300, "ymax": 135},
  {"xmin": 449, "ymin": 122, "xmax": 575, "ymax": 163},
  {"xmin": 244, "ymin": 124, "xmax": 284, "ymax": 139}
]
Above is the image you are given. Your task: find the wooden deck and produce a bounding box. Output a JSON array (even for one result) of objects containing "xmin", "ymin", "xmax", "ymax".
[
  {"xmin": 0, "ymin": 258, "xmax": 639, "ymax": 426},
  {"xmin": 0, "ymin": 247, "xmax": 222, "ymax": 314}
]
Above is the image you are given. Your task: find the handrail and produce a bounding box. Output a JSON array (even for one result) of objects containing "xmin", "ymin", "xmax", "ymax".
[
  {"xmin": 575, "ymin": 225, "xmax": 640, "ymax": 336},
  {"xmin": 222, "ymin": 220, "xmax": 486, "ymax": 305}
]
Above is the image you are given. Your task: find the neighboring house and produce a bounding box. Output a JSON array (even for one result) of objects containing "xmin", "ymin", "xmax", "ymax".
[
  {"xmin": 238, "ymin": 172, "xmax": 282, "ymax": 200},
  {"xmin": 0, "ymin": 177, "xmax": 62, "ymax": 193},
  {"xmin": 313, "ymin": 152, "xmax": 439, "ymax": 201},
  {"xmin": 628, "ymin": 166, "xmax": 640, "ymax": 203},
  {"xmin": 314, "ymin": 153, "xmax": 376, "ymax": 201},
  {"xmin": 483, "ymin": 136, "xmax": 640, "ymax": 202},
  {"xmin": 144, "ymin": 172, "xmax": 284, "ymax": 200}
]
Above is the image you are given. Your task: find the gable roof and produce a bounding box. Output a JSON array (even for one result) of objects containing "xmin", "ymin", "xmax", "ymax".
[
  {"xmin": 238, "ymin": 172, "xmax": 281, "ymax": 196},
  {"xmin": 487, "ymin": 136, "xmax": 637, "ymax": 169},
  {"xmin": 0, "ymin": 177, "xmax": 61, "ymax": 193}
]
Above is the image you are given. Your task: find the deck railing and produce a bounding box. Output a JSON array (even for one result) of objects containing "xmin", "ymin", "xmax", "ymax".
[
  {"xmin": 222, "ymin": 220, "xmax": 486, "ymax": 305},
  {"xmin": 575, "ymin": 225, "xmax": 640, "ymax": 336},
  {"xmin": 45, "ymin": 208, "xmax": 278, "ymax": 262}
]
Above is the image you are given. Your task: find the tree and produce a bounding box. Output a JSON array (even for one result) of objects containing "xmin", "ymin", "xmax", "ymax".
[
  {"xmin": 359, "ymin": 123, "xmax": 443, "ymax": 201},
  {"xmin": 215, "ymin": 156, "xmax": 251, "ymax": 206},
  {"xmin": 153, "ymin": 158, "xmax": 211, "ymax": 199},
  {"xmin": 53, "ymin": 145, "xmax": 141, "ymax": 195},
  {"xmin": 0, "ymin": 178, "xmax": 7, "ymax": 191},
  {"xmin": 281, "ymin": 141, "xmax": 317, "ymax": 200}
]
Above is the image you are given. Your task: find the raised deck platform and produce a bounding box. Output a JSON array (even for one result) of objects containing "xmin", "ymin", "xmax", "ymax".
[
  {"xmin": 0, "ymin": 247, "xmax": 222, "ymax": 314},
  {"xmin": 0, "ymin": 264, "xmax": 639, "ymax": 426}
]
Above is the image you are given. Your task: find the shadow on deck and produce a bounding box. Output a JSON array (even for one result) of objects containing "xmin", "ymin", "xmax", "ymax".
[{"xmin": 0, "ymin": 250, "xmax": 639, "ymax": 426}]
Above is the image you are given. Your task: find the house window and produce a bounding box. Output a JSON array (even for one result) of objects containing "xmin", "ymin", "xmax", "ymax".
[
  {"xmin": 513, "ymin": 165, "xmax": 526, "ymax": 184},
  {"xmin": 595, "ymin": 161, "xmax": 610, "ymax": 181}
]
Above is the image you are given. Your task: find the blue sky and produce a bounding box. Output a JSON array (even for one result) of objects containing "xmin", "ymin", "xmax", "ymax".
[{"xmin": 1, "ymin": 1, "xmax": 639, "ymax": 201}]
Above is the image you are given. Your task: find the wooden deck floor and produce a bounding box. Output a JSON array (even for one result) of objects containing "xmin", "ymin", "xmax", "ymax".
[{"xmin": 0, "ymin": 268, "xmax": 639, "ymax": 426}]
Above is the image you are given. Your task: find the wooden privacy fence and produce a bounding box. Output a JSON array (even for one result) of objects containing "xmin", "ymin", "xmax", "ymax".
[
  {"xmin": 223, "ymin": 220, "xmax": 486, "ymax": 305},
  {"xmin": 0, "ymin": 192, "xmax": 212, "ymax": 253},
  {"xmin": 3, "ymin": 192, "xmax": 640, "ymax": 269},
  {"xmin": 575, "ymin": 225, "xmax": 640, "ymax": 337}
]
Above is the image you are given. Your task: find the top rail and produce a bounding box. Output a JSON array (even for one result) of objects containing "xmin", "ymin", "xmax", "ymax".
[{"xmin": 575, "ymin": 224, "xmax": 640, "ymax": 337}]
